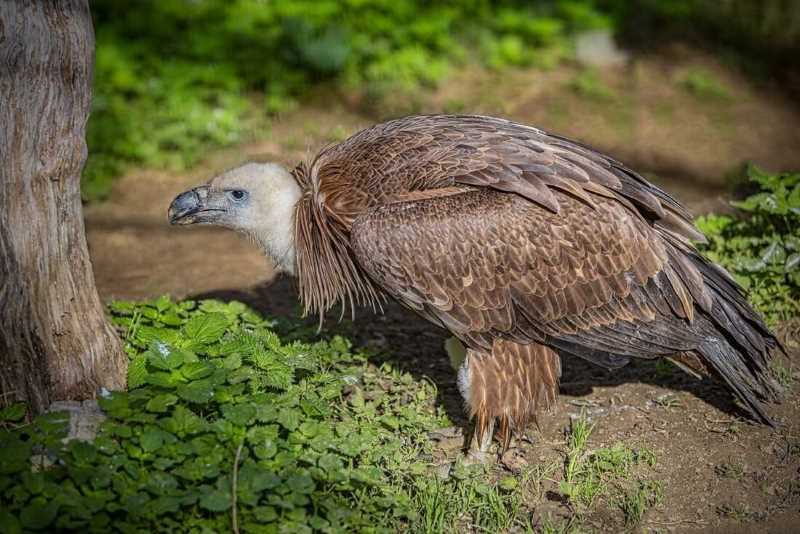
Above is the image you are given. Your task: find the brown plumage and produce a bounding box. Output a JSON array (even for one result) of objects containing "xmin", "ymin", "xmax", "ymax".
[
  {"xmin": 170, "ymin": 114, "xmax": 782, "ymax": 455},
  {"xmin": 464, "ymin": 340, "xmax": 561, "ymax": 451}
]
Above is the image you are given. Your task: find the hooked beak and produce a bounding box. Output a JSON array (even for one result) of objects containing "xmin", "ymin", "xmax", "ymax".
[{"xmin": 168, "ymin": 186, "xmax": 224, "ymax": 225}]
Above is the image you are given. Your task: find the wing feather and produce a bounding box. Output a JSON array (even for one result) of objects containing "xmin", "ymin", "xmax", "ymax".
[
  {"xmin": 350, "ymin": 187, "xmax": 685, "ymax": 369},
  {"xmin": 309, "ymin": 114, "xmax": 705, "ymax": 248}
]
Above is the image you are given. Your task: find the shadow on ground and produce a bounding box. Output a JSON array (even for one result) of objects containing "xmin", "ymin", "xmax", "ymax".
[{"xmin": 190, "ymin": 275, "xmax": 757, "ymax": 430}]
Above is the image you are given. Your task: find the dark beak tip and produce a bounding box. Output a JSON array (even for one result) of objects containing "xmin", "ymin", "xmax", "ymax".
[
  {"xmin": 167, "ymin": 204, "xmax": 186, "ymax": 226},
  {"xmin": 168, "ymin": 189, "xmax": 201, "ymax": 225}
]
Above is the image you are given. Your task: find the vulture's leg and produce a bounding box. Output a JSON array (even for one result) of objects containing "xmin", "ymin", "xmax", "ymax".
[
  {"xmin": 458, "ymin": 347, "xmax": 496, "ymax": 463},
  {"xmin": 458, "ymin": 340, "xmax": 561, "ymax": 461},
  {"xmin": 464, "ymin": 416, "xmax": 495, "ymax": 464}
]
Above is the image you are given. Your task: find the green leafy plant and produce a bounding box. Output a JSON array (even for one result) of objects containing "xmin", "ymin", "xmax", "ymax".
[
  {"xmin": 0, "ymin": 297, "xmax": 544, "ymax": 532},
  {"xmin": 696, "ymin": 166, "xmax": 800, "ymax": 325}
]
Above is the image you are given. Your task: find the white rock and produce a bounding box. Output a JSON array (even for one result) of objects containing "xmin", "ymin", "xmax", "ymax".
[
  {"xmin": 48, "ymin": 399, "xmax": 106, "ymax": 443},
  {"xmin": 575, "ymin": 29, "xmax": 629, "ymax": 68}
]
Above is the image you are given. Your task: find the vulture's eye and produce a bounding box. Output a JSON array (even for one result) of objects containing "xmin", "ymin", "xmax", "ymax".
[{"xmin": 228, "ymin": 190, "xmax": 248, "ymax": 202}]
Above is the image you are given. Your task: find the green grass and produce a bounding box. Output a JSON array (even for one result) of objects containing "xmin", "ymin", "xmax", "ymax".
[
  {"xmin": 568, "ymin": 69, "xmax": 615, "ymax": 100},
  {"xmin": 562, "ymin": 416, "xmax": 594, "ymax": 501},
  {"xmin": 618, "ymin": 480, "xmax": 664, "ymax": 527},
  {"xmin": 559, "ymin": 414, "xmax": 662, "ymax": 526},
  {"xmin": 770, "ymin": 360, "xmax": 794, "ymax": 389},
  {"xmin": 715, "ymin": 460, "xmax": 745, "ymax": 481},
  {"xmin": 653, "ymin": 394, "xmax": 682, "ymax": 410},
  {"xmin": 717, "ymin": 502, "xmax": 763, "ymax": 522},
  {"xmin": 414, "ymin": 471, "xmax": 521, "ymax": 533},
  {"xmin": 538, "ymin": 516, "xmax": 586, "ymax": 534},
  {"xmin": 679, "ymin": 67, "xmax": 731, "ymax": 100}
]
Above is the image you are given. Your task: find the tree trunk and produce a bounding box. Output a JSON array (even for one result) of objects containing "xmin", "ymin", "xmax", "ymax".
[{"xmin": 0, "ymin": 0, "xmax": 126, "ymax": 414}]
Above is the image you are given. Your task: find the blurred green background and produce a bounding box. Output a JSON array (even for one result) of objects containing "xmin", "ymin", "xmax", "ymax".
[{"xmin": 85, "ymin": 0, "xmax": 800, "ymax": 201}]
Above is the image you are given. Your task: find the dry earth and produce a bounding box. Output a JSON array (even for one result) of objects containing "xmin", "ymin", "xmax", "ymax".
[{"xmin": 85, "ymin": 49, "xmax": 800, "ymax": 533}]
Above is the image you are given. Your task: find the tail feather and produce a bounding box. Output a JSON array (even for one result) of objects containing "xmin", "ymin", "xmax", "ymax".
[
  {"xmin": 687, "ymin": 250, "xmax": 783, "ymax": 424},
  {"xmin": 697, "ymin": 337, "xmax": 780, "ymax": 426}
]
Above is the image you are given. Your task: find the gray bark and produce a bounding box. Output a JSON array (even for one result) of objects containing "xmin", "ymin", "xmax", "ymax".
[{"xmin": 0, "ymin": 0, "xmax": 127, "ymax": 414}]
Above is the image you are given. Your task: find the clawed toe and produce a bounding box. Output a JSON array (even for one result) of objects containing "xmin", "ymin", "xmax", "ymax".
[{"xmin": 463, "ymin": 449, "xmax": 495, "ymax": 465}]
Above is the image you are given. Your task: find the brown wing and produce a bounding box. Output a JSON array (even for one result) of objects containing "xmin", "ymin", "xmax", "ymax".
[
  {"xmin": 294, "ymin": 114, "xmax": 712, "ymax": 321},
  {"xmin": 308, "ymin": 114, "xmax": 705, "ymax": 245},
  {"xmin": 351, "ymin": 187, "xmax": 709, "ymax": 368}
]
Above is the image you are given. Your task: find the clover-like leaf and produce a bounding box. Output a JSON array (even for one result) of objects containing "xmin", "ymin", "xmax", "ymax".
[
  {"xmin": 127, "ymin": 355, "xmax": 148, "ymax": 389},
  {"xmin": 286, "ymin": 472, "xmax": 315, "ymax": 494},
  {"xmin": 277, "ymin": 409, "xmax": 300, "ymax": 431},
  {"xmin": 180, "ymin": 361, "xmax": 214, "ymax": 381},
  {"xmin": 184, "ymin": 313, "xmax": 228, "ymax": 347},
  {"xmin": 147, "ymin": 342, "xmax": 185, "ymax": 370},
  {"xmin": 0, "ymin": 435, "xmax": 32, "ymax": 475},
  {"xmin": 254, "ymin": 439, "xmax": 278, "ymax": 460},
  {"xmin": 0, "ymin": 403, "xmax": 26, "ymax": 423},
  {"xmin": 68, "ymin": 440, "xmax": 98, "ymax": 464},
  {"xmin": 19, "ymin": 498, "xmax": 58, "ymax": 530},
  {"xmin": 176, "ymin": 379, "xmax": 215, "ymax": 404},
  {"xmin": 98, "ymin": 392, "xmax": 132, "ymax": 419},
  {"xmin": 198, "ymin": 488, "xmax": 231, "ymax": 512},
  {"xmin": 221, "ymin": 403, "xmax": 256, "ymax": 426},
  {"xmin": 140, "ymin": 428, "xmax": 172, "ymax": 452},
  {"xmin": 146, "ymin": 393, "xmax": 178, "ymax": 413},
  {"xmin": 239, "ymin": 462, "xmax": 281, "ymax": 492},
  {"xmin": 254, "ymin": 506, "xmax": 278, "ymax": 523},
  {"xmin": 317, "ymin": 453, "xmax": 343, "ymax": 473}
]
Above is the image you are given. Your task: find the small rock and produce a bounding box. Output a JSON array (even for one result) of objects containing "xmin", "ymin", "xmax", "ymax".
[
  {"xmin": 428, "ymin": 426, "xmax": 463, "ymax": 439},
  {"xmin": 29, "ymin": 455, "xmax": 56, "ymax": 471},
  {"xmin": 48, "ymin": 399, "xmax": 106, "ymax": 443},
  {"xmin": 575, "ymin": 29, "xmax": 629, "ymax": 68},
  {"xmin": 429, "ymin": 426, "xmax": 465, "ymax": 452},
  {"xmin": 436, "ymin": 437, "xmax": 465, "ymax": 452},
  {"xmin": 500, "ymin": 448, "xmax": 529, "ymax": 473},
  {"xmin": 568, "ymin": 406, "xmax": 609, "ymax": 421},
  {"xmin": 463, "ymin": 450, "xmax": 495, "ymax": 466},
  {"xmin": 434, "ymin": 463, "xmax": 452, "ymax": 480}
]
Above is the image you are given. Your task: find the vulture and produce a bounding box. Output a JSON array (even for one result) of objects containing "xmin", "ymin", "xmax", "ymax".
[{"xmin": 169, "ymin": 114, "xmax": 781, "ymax": 459}]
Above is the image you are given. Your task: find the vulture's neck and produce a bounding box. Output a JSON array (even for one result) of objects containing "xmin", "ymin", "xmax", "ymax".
[
  {"xmin": 291, "ymin": 163, "xmax": 383, "ymax": 321},
  {"xmin": 249, "ymin": 177, "xmax": 301, "ymax": 274}
]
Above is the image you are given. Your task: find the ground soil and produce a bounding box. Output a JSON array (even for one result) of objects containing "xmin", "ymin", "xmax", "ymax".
[{"xmin": 85, "ymin": 48, "xmax": 800, "ymax": 532}]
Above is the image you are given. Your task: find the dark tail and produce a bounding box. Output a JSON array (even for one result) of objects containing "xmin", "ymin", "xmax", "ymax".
[
  {"xmin": 698, "ymin": 336, "xmax": 780, "ymax": 425},
  {"xmin": 689, "ymin": 251, "xmax": 783, "ymax": 425}
]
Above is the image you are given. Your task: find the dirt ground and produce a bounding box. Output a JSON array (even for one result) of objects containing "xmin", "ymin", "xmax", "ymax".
[{"xmin": 85, "ymin": 49, "xmax": 800, "ymax": 532}]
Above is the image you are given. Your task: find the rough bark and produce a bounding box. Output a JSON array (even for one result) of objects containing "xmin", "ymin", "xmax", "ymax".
[{"xmin": 0, "ymin": 0, "xmax": 126, "ymax": 413}]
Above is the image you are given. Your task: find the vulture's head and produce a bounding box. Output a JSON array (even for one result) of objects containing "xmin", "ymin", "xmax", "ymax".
[{"xmin": 168, "ymin": 162, "xmax": 301, "ymax": 272}]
